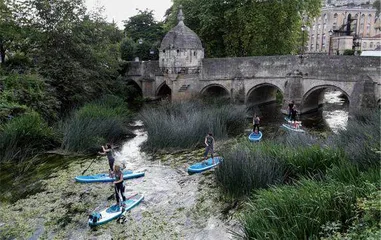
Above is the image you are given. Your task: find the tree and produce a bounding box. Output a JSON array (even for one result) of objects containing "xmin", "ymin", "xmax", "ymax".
[
  {"xmin": 165, "ymin": 0, "xmax": 321, "ymax": 57},
  {"xmin": 373, "ymin": 0, "xmax": 380, "ymax": 16},
  {"xmin": 120, "ymin": 37, "xmax": 136, "ymax": 61},
  {"xmin": 123, "ymin": 9, "xmax": 164, "ymax": 60}
]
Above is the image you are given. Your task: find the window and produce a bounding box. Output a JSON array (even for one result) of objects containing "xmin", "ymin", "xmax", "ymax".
[
  {"xmin": 370, "ymin": 42, "xmax": 374, "ymax": 48},
  {"xmin": 194, "ymin": 51, "xmax": 197, "ymax": 56},
  {"xmin": 324, "ymin": 14, "xmax": 327, "ymax": 22},
  {"xmin": 363, "ymin": 42, "xmax": 367, "ymax": 48},
  {"xmin": 318, "ymin": 24, "xmax": 321, "ymax": 29},
  {"xmin": 377, "ymin": 42, "xmax": 380, "ymax": 48},
  {"xmin": 312, "ymin": 25, "xmax": 316, "ymax": 31},
  {"xmin": 333, "ymin": 13, "xmax": 338, "ymax": 19},
  {"xmin": 323, "ymin": 23, "xmax": 326, "ymax": 29},
  {"xmin": 163, "ymin": 50, "xmax": 165, "ymax": 53}
]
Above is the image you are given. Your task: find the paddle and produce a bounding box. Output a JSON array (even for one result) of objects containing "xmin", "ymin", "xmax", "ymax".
[{"xmin": 81, "ymin": 156, "xmax": 99, "ymax": 175}]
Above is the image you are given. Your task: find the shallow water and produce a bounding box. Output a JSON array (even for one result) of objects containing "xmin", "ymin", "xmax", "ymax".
[{"xmin": 0, "ymin": 121, "xmax": 239, "ymax": 239}]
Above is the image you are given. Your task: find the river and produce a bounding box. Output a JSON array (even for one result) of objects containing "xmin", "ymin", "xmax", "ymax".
[
  {"xmin": 0, "ymin": 90, "xmax": 347, "ymax": 239},
  {"xmin": 0, "ymin": 121, "xmax": 239, "ymax": 239}
]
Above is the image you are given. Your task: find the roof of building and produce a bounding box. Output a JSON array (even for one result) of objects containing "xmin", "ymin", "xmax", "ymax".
[{"xmin": 160, "ymin": 6, "xmax": 203, "ymax": 50}]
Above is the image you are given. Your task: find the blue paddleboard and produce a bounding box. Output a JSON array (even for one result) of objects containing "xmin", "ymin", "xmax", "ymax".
[
  {"xmin": 75, "ymin": 170, "xmax": 145, "ymax": 183},
  {"xmin": 188, "ymin": 157, "xmax": 223, "ymax": 174},
  {"xmin": 281, "ymin": 123, "xmax": 305, "ymax": 133},
  {"xmin": 249, "ymin": 131, "xmax": 262, "ymax": 142},
  {"xmin": 88, "ymin": 193, "xmax": 144, "ymax": 227}
]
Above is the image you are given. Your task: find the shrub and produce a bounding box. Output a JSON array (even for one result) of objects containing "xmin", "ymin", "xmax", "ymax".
[
  {"xmin": 343, "ymin": 49, "xmax": 355, "ymax": 55},
  {"xmin": 0, "ymin": 73, "xmax": 60, "ymax": 122},
  {"xmin": 61, "ymin": 95, "xmax": 131, "ymax": 153},
  {"xmin": 140, "ymin": 101, "xmax": 246, "ymax": 151},
  {"xmin": 0, "ymin": 112, "xmax": 58, "ymax": 163},
  {"xmin": 239, "ymin": 179, "xmax": 378, "ymax": 240}
]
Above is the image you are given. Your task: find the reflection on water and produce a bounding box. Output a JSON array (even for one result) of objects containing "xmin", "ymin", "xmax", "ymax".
[{"xmin": 249, "ymin": 90, "xmax": 349, "ymax": 135}]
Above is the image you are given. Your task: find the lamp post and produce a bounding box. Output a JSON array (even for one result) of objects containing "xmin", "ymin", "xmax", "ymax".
[
  {"xmin": 300, "ymin": 25, "xmax": 306, "ymax": 63},
  {"xmin": 328, "ymin": 29, "xmax": 333, "ymax": 55}
]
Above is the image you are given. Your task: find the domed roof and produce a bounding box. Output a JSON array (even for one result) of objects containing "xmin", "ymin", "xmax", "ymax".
[{"xmin": 160, "ymin": 7, "xmax": 203, "ymax": 50}]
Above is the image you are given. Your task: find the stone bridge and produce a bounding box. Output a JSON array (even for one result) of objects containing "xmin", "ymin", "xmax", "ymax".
[{"xmin": 122, "ymin": 55, "xmax": 380, "ymax": 114}]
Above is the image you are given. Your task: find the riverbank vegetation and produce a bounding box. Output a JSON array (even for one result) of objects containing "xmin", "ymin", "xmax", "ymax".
[
  {"xmin": 140, "ymin": 101, "xmax": 246, "ymax": 152},
  {"xmin": 216, "ymin": 110, "xmax": 380, "ymax": 239}
]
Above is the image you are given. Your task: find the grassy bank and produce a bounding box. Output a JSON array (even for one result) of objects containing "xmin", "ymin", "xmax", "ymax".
[
  {"xmin": 0, "ymin": 112, "xmax": 58, "ymax": 163},
  {"xmin": 140, "ymin": 101, "xmax": 246, "ymax": 152},
  {"xmin": 216, "ymin": 110, "xmax": 380, "ymax": 239}
]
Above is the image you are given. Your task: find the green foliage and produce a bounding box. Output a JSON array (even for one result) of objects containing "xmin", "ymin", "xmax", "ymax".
[
  {"xmin": 320, "ymin": 189, "xmax": 381, "ymax": 240},
  {"xmin": 123, "ymin": 9, "xmax": 164, "ymax": 60},
  {"xmin": 240, "ymin": 179, "xmax": 378, "ymax": 240},
  {"xmin": 120, "ymin": 37, "xmax": 136, "ymax": 61},
  {"xmin": 61, "ymin": 95, "xmax": 131, "ymax": 153},
  {"xmin": 0, "ymin": 73, "xmax": 60, "ymax": 122},
  {"xmin": 373, "ymin": 0, "xmax": 380, "ymax": 16},
  {"xmin": 139, "ymin": 101, "xmax": 246, "ymax": 152},
  {"xmin": 0, "ymin": 112, "xmax": 58, "ymax": 163},
  {"xmin": 343, "ymin": 49, "xmax": 355, "ymax": 55},
  {"xmin": 216, "ymin": 139, "xmax": 285, "ymax": 197},
  {"xmin": 166, "ymin": 0, "xmax": 321, "ymax": 57}
]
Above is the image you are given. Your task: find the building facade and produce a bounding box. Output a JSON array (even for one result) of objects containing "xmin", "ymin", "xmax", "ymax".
[{"xmin": 307, "ymin": 6, "xmax": 380, "ymax": 54}]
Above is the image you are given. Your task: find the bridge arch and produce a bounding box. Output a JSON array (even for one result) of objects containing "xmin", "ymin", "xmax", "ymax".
[
  {"xmin": 156, "ymin": 81, "xmax": 172, "ymax": 100},
  {"xmin": 246, "ymin": 83, "xmax": 283, "ymax": 107},
  {"xmin": 301, "ymin": 84, "xmax": 350, "ymax": 114},
  {"xmin": 200, "ymin": 84, "xmax": 230, "ymax": 99},
  {"xmin": 125, "ymin": 79, "xmax": 143, "ymax": 98}
]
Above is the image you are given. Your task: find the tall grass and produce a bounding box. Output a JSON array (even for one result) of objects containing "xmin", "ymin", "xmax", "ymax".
[
  {"xmin": 328, "ymin": 109, "xmax": 380, "ymax": 169},
  {"xmin": 61, "ymin": 95, "xmax": 131, "ymax": 153},
  {"xmin": 216, "ymin": 110, "xmax": 380, "ymax": 197},
  {"xmin": 139, "ymin": 101, "xmax": 246, "ymax": 151},
  {"xmin": 240, "ymin": 178, "xmax": 379, "ymax": 240},
  {"xmin": 0, "ymin": 112, "xmax": 58, "ymax": 163}
]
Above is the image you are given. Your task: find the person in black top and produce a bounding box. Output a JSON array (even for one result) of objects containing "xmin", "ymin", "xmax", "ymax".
[
  {"xmin": 253, "ymin": 114, "xmax": 260, "ymax": 133},
  {"xmin": 288, "ymin": 100, "xmax": 294, "ymax": 120},
  {"xmin": 99, "ymin": 144, "xmax": 115, "ymax": 177},
  {"xmin": 203, "ymin": 132, "xmax": 215, "ymax": 164}
]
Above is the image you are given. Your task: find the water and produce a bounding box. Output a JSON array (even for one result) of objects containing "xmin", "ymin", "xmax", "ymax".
[
  {"xmin": 251, "ymin": 90, "xmax": 349, "ymax": 136},
  {"xmin": 0, "ymin": 91, "xmax": 348, "ymax": 239},
  {"xmin": 0, "ymin": 121, "xmax": 238, "ymax": 239}
]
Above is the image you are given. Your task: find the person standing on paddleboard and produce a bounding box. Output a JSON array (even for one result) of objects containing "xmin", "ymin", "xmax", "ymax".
[
  {"xmin": 203, "ymin": 132, "xmax": 215, "ymax": 164},
  {"xmin": 253, "ymin": 114, "xmax": 260, "ymax": 133},
  {"xmin": 288, "ymin": 100, "xmax": 294, "ymax": 120},
  {"xmin": 113, "ymin": 165, "xmax": 126, "ymax": 206},
  {"xmin": 290, "ymin": 106, "xmax": 299, "ymax": 128},
  {"xmin": 99, "ymin": 144, "xmax": 115, "ymax": 177}
]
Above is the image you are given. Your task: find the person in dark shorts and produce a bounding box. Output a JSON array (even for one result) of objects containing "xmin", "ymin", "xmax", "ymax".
[
  {"xmin": 288, "ymin": 100, "xmax": 294, "ymax": 120},
  {"xmin": 203, "ymin": 132, "xmax": 215, "ymax": 164},
  {"xmin": 113, "ymin": 165, "xmax": 126, "ymax": 206},
  {"xmin": 99, "ymin": 144, "xmax": 115, "ymax": 176},
  {"xmin": 253, "ymin": 114, "xmax": 260, "ymax": 133}
]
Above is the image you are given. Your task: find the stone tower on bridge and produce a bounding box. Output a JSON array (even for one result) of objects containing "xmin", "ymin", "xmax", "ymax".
[{"xmin": 123, "ymin": 7, "xmax": 381, "ymax": 114}]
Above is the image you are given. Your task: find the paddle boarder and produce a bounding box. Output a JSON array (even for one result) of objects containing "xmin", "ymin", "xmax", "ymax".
[
  {"xmin": 113, "ymin": 164, "xmax": 126, "ymax": 206},
  {"xmin": 99, "ymin": 144, "xmax": 115, "ymax": 177},
  {"xmin": 290, "ymin": 106, "xmax": 299, "ymax": 128},
  {"xmin": 288, "ymin": 100, "xmax": 294, "ymax": 120},
  {"xmin": 253, "ymin": 114, "xmax": 260, "ymax": 133},
  {"xmin": 203, "ymin": 132, "xmax": 215, "ymax": 164}
]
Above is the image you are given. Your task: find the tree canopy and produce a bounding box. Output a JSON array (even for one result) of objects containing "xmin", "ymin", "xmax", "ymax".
[{"xmin": 164, "ymin": 0, "xmax": 321, "ymax": 57}]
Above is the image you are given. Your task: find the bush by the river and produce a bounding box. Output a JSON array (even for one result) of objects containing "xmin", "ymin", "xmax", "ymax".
[
  {"xmin": 0, "ymin": 112, "xmax": 58, "ymax": 163},
  {"xmin": 61, "ymin": 95, "xmax": 131, "ymax": 153},
  {"xmin": 239, "ymin": 177, "xmax": 379, "ymax": 240},
  {"xmin": 139, "ymin": 101, "xmax": 247, "ymax": 151},
  {"xmin": 217, "ymin": 110, "xmax": 380, "ymax": 239}
]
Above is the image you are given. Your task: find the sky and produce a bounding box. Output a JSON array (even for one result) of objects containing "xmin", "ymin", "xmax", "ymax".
[{"xmin": 85, "ymin": 0, "xmax": 173, "ymax": 29}]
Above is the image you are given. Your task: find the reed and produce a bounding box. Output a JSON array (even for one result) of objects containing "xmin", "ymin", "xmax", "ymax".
[
  {"xmin": 0, "ymin": 112, "xmax": 58, "ymax": 162},
  {"xmin": 239, "ymin": 178, "xmax": 378, "ymax": 240},
  {"xmin": 140, "ymin": 101, "xmax": 246, "ymax": 151},
  {"xmin": 61, "ymin": 95, "xmax": 130, "ymax": 153}
]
